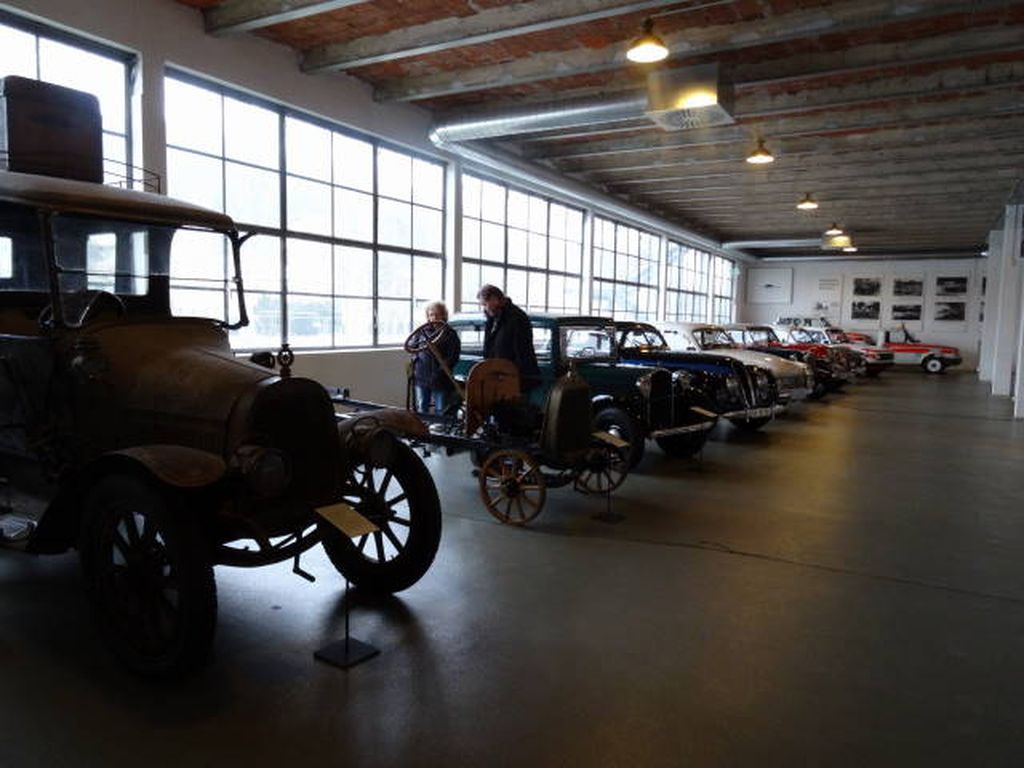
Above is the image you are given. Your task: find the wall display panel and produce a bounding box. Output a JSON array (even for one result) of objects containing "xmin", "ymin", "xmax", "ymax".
[
  {"xmin": 935, "ymin": 276, "xmax": 968, "ymax": 296},
  {"xmin": 934, "ymin": 301, "xmax": 966, "ymax": 322},
  {"xmin": 892, "ymin": 277, "xmax": 924, "ymax": 297},
  {"xmin": 852, "ymin": 277, "xmax": 882, "ymax": 297},
  {"xmin": 891, "ymin": 303, "xmax": 922, "ymax": 321},
  {"xmin": 851, "ymin": 300, "xmax": 881, "ymax": 320},
  {"xmin": 747, "ymin": 267, "xmax": 792, "ymax": 304}
]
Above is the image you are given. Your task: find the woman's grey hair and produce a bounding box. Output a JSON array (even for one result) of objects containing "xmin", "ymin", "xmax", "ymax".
[{"xmin": 424, "ymin": 300, "xmax": 449, "ymax": 321}]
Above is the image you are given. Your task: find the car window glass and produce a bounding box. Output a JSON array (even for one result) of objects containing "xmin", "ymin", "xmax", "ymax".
[
  {"xmin": 0, "ymin": 202, "xmax": 48, "ymax": 292},
  {"xmin": 533, "ymin": 327, "xmax": 552, "ymax": 361},
  {"xmin": 455, "ymin": 323, "xmax": 485, "ymax": 355},
  {"xmin": 563, "ymin": 326, "xmax": 614, "ymax": 361}
]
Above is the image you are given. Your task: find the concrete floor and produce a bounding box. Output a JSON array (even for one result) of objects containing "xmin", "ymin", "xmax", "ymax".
[{"xmin": 3, "ymin": 370, "xmax": 1024, "ymax": 766}]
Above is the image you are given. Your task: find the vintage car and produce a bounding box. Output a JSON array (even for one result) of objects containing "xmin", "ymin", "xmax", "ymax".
[
  {"xmin": 656, "ymin": 321, "xmax": 814, "ymax": 405},
  {"xmin": 798, "ymin": 326, "xmax": 895, "ymax": 377},
  {"xmin": 724, "ymin": 323, "xmax": 853, "ymax": 397},
  {"xmin": 775, "ymin": 325, "xmax": 868, "ymax": 378},
  {"xmin": 448, "ymin": 314, "xmax": 718, "ymax": 465},
  {"xmin": 615, "ymin": 321, "xmax": 779, "ymax": 430},
  {"xmin": 845, "ymin": 327, "xmax": 962, "ymax": 373},
  {"xmin": 0, "ymin": 78, "xmax": 441, "ymax": 677}
]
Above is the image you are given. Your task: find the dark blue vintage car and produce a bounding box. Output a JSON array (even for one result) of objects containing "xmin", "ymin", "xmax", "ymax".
[
  {"xmin": 448, "ymin": 313, "xmax": 718, "ymax": 465},
  {"xmin": 614, "ymin": 321, "xmax": 780, "ymax": 431}
]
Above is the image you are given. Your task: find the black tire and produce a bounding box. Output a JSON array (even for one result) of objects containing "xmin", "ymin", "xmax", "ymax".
[
  {"xmin": 80, "ymin": 474, "xmax": 217, "ymax": 678},
  {"xmin": 593, "ymin": 406, "xmax": 645, "ymax": 468},
  {"xmin": 922, "ymin": 357, "xmax": 945, "ymax": 374},
  {"xmin": 320, "ymin": 441, "xmax": 441, "ymax": 594},
  {"xmin": 807, "ymin": 380, "xmax": 829, "ymax": 400},
  {"xmin": 655, "ymin": 431, "xmax": 709, "ymax": 458},
  {"xmin": 729, "ymin": 415, "xmax": 772, "ymax": 432}
]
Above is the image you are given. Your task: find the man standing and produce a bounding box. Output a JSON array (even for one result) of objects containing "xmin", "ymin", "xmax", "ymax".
[{"xmin": 477, "ymin": 284, "xmax": 540, "ymax": 392}]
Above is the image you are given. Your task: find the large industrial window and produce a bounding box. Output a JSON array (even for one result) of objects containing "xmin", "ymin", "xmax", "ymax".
[
  {"xmin": 0, "ymin": 11, "xmax": 135, "ymax": 186},
  {"xmin": 164, "ymin": 73, "xmax": 446, "ymax": 350},
  {"xmin": 592, "ymin": 216, "xmax": 659, "ymax": 321},
  {"xmin": 460, "ymin": 174, "xmax": 583, "ymax": 313},
  {"xmin": 665, "ymin": 241, "xmax": 710, "ymax": 322},
  {"xmin": 710, "ymin": 255, "xmax": 736, "ymax": 324}
]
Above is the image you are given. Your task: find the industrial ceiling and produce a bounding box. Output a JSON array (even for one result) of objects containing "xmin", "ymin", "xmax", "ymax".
[{"xmin": 175, "ymin": 0, "xmax": 1024, "ymax": 260}]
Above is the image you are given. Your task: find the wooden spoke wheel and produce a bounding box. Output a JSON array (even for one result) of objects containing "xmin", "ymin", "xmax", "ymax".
[
  {"xmin": 478, "ymin": 449, "xmax": 546, "ymax": 525},
  {"xmin": 575, "ymin": 443, "xmax": 629, "ymax": 496},
  {"xmin": 403, "ymin": 321, "xmax": 452, "ymax": 354}
]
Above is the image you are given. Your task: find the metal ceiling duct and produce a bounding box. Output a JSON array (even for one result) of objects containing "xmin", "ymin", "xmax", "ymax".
[{"xmin": 429, "ymin": 67, "xmax": 742, "ymax": 256}]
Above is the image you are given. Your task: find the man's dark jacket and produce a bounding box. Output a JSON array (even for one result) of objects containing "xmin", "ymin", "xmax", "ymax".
[{"xmin": 483, "ymin": 298, "xmax": 540, "ymax": 390}]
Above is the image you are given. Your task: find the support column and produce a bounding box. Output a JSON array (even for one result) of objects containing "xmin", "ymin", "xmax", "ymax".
[
  {"xmin": 445, "ymin": 161, "xmax": 462, "ymax": 312},
  {"xmin": 991, "ymin": 205, "xmax": 1022, "ymax": 397},
  {"xmin": 581, "ymin": 209, "xmax": 594, "ymax": 313},
  {"xmin": 136, "ymin": 54, "xmax": 167, "ymax": 192},
  {"xmin": 978, "ymin": 227, "xmax": 1003, "ymax": 382}
]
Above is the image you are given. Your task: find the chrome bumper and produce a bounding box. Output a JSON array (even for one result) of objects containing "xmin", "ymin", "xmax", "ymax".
[
  {"xmin": 649, "ymin": 418, "xmax": 717, "ymax": 439},
  {"xmin": 721, "ymin": 405, "xmax": 776, "ymax": 420}
]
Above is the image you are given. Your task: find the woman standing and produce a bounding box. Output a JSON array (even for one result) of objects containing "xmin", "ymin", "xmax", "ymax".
[{"xmin": 411, "ymin": 301, "xmax": 461, "ymax": 414}]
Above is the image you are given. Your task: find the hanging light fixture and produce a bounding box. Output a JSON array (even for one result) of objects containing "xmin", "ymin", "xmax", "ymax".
[
  {"xmin": 796, "ymin": 193, "xmax": 818, "ymax": 211},
  {"xmin": 842, "ymin": 246, "xmax": 859, "ymax": 253},
  {"xmin": 746, "ymin": 137, "xmax": 774, "ymax": 164},
  {"xmin": 825, "ymin": 223, "xmax": 843, "ymax": 236},
  {"xmin": 627, "ymin": 18, "xmax": 669, "ymax": 63}
]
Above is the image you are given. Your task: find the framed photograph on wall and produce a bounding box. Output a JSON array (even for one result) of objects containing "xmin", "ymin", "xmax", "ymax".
[
  {"xmin": 746, "ymin": 267, "xmax": 793, "ymax": 304},
  {"xmin": 934, "ymin": 301, "xmax": 966, "ymax": 321},
  {"xmin": 851, "ymin": 300, "xmax": 881, "ymax": 320},
  {"xmin": 935, "ymin": 276, "xmax": 968, "ymax": 296},
  {"xmin": 892, "ymin": 277, "xmax": 924, "ymax": 297},
  {"xmin": 852, "ymin": 277, "xmax": 882, "ymax": 297},
  {"xmin": 891, "ymin": 303, "xmax": 922, "ymax": 321}
]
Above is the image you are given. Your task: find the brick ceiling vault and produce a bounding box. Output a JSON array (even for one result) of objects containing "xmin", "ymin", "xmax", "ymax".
[{"xmin": 176, "ymin": 0, "xmax": 1024, "ymax": 259}]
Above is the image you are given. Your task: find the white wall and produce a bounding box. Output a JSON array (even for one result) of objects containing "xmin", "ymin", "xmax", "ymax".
[
  {"xmin": 1, "ymin": 0, "xmax": 436, "ymax": 404},
  {"xmin": 738, "ymin": 258, "xmax": 986, "ymax": 369}
]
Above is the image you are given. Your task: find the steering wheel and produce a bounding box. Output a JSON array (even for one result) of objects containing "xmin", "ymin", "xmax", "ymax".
[
  {"xmin": 37, "ymin": 290, "xmax": 127, "ymax": 328},
  {"xmin": 404, "ymin": 321, "xmax": 453, "ymax": 354}
]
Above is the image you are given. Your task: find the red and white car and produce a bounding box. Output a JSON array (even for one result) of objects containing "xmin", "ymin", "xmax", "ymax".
[
  {"xmin": 844, "ymin": 327, "xmax": 962, "ymax": 374},
  {"xmin": 797, "ymin": 326, "xmax": 894, "ymax": 377}
]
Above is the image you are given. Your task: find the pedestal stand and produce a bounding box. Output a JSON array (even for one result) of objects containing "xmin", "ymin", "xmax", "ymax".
[
  {"xmin": 591, "ymin": 482, "xmax": 624, "ymax": 524},
  {"xmin": 314, "ymin": 579, "xmax": 380, "ymax": 669}
]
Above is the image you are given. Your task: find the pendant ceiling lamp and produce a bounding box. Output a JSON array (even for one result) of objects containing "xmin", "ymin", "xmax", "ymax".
[
  {"xmin": 825, "ymin": 223, "xmax": 843, "ymax": 236},
  {"xmin": 627, "ymin": 18, "xmax": 669, "ymax": 63},
  {"xmin": 796, "ymin": 193, "xmax": 818, "ymax": 211},
  {"xmin": 746, "ymin": 137, "xmax": 774, "ymax": 164}
]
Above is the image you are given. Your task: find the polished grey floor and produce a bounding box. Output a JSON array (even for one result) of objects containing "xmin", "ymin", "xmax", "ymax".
[{"xmin": 3, "ymin": 370, "xmax": 1024, "ymax": 767}]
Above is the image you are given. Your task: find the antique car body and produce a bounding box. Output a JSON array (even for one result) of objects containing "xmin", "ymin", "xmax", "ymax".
[
  {"xmin": 775, "ymin": 325, "xmax": 868, "ymax": 378},
  {"xmin": 801, "ymin": 326, "xmax": 895, "ymax": 376},
  {"xmin": 656, "ymin": 321, "xmax": 813, "ymax": 405},
  {"xmin": 845, "ymin": 329, "xmax": 962, "ymax": 373},
  {"xmin": 614, "ymin": 321, "xmax": 779, "ymax": 429},
  {"xmin": 724, "ymin": 323, "xmax": 853, "ymax": 396},
  {"xmin": 0, "ymin": 122, "xmax": 441, "ymax": 675},
  {"xmin": 448, "ymin": 314, "xmax": 718, "ymax": 465}
]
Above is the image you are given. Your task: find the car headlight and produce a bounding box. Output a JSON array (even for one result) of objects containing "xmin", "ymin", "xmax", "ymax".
[
  {"xmin": 637, "ymin": 371, "xmax": 654, "ymax": 399},
  {"xmin": 754, "ymin": 368, "xmax": 772, "ymax": 398},
  {"xmin": 232, "ymin": 445, "xmax": 291, "ymax": 498}
]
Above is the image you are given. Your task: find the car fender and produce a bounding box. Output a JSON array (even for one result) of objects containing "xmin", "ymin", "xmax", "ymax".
[{"xmin": 101, "ymin": 445, "xmax": 227, "ymax": 489}]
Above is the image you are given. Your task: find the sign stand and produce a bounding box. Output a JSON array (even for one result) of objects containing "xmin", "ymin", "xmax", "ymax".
[{"xmin": 314, "ymin": 579, "xmax": 380, "ymax": 669}]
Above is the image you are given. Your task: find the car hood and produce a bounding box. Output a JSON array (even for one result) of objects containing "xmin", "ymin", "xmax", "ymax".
[{"xmin": 702, "ymin": 348, "xmax": 808, "ymax": 376}]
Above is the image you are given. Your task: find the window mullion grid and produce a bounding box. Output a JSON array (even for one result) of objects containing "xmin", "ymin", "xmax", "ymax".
[{"xmin": 278, "ymin": 111, "xmax": 288, "ymax": 346}]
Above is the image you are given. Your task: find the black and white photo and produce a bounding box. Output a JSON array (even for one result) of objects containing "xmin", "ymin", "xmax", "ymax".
[
  {"xmin": 892, "ymin": 278, "xmax": 924, "ymax": 297},
  {"xmin": 851, "ymin": 300, "xmax": 881, "ymax": 320},
  {"xmin": 891, "ymin": 303, "xmax": 922, "ymax": 321},
  {"xmin": 934, "ymin": 301, "xmax": 966, "ymax": 321},
  {"xmin": 852, "ymin": 277, "xmax": 881, "ymax": 297},
  {"xmin": 935, "ymin": 276, "xmax": 968, "ymax": 296}
]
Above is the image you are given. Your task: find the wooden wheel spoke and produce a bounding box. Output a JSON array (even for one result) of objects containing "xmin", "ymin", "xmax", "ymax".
[
  {"xmin": 373, "ymin": 531, "xmax": 386, "ymax": 562},
  {"xmin": 381, "ymin": 524, "xmax": 404, "ymax": 552},
  {"xmin": 356, "ymin": 533, "xmax": 370, "ymax": 552},
  {"xmin": 385, "ymin": 492, "xmax": 408, "ymax": 508}
]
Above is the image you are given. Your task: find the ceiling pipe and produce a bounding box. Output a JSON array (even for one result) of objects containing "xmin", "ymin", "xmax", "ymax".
[{"xmin": 429, "ymin": 92, "xmax": 742, "ymax": 258}]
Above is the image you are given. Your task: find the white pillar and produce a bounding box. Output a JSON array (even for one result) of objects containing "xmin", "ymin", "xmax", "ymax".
[
  {"xmin": 991, "ymin": 205, "xmax": 1023, "ymax": 397},
  {"xmin": 978, "ymin": 227, "xmax": 1003, "ymax": 381},
  {"xmin": 445, "ymin": 160, "xmax": 462, "ymax": 312},
  {"xmin": 1015, "ymin": 281, "xmax": 1024, "ymax": 417},
  {"xmin": 136, "ymin": 55, "xmax": 167, "ymax": 192},
  {"xmin": 581, "ymin": 209, "xmax": 594, "ymax": 314}
]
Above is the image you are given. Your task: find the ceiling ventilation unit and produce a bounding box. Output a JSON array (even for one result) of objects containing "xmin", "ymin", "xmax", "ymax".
[{"xmin": 645, "ymin": 64, "xmax": 735, "ymax": 132}]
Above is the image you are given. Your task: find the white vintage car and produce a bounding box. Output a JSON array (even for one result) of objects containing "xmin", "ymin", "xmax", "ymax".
[{"xmin": 656, "ymin": 321, "xmax": 814, "ymax": 404}]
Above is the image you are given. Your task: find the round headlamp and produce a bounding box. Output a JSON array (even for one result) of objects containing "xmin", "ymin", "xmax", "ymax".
[{"xmin": 233, "ymin": 445, "xmax": 291, "ymax": 498}]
